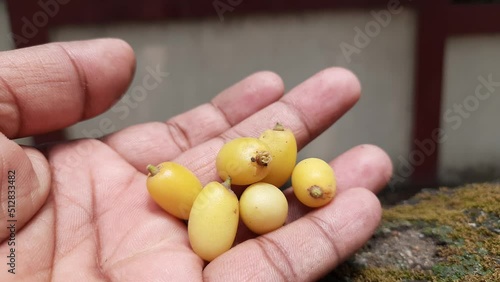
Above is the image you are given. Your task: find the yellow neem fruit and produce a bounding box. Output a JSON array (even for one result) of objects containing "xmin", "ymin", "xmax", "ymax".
[
  {"xmin": 291, "ymin": 158, "xmax": 336, "ymax": 208},
  {"xmin": 188, "ymin": 179, "xmax": 239, "ymax": 262},
  {"xmin": 216, "ymin": 137, "xmax": 272, "ymax": 185},
  {"xmin": 146, "ymin": 162, "xmax": 203, "ymax": 220},
  {"xmin": 259, "ymin": 123, "xmax": 297, "ymax": 188},
  {"xmin": 239, "ymin": 182, "xmax": 288, "ymax": 235}
]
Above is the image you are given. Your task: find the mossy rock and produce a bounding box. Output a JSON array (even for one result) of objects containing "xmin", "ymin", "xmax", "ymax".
[{"xmin": 322, "ymin": 183, "xmax": 500, "ymax": 282}]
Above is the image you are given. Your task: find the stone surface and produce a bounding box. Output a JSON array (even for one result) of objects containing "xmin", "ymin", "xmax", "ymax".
[{"xmin": 320, "ymin": 183, "xmax": 500, "ymax": 282}]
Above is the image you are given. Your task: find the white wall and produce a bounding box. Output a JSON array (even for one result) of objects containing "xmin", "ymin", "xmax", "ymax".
[
  {"xmin": 51, "ymin": 9, "xmax": 417, "ymax": 170},
  {"xmin": 440, "ymin": 35, "xmax": 500, "ymax": 184}
]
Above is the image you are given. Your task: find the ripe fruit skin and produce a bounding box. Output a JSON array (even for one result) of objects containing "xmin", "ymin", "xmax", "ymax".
[
  {"xmin": 146, "ymin": 162, "xmax": 202, "ymax": 220},
  {"xmin": 291, "ymin": 158, "xmax": 336, "ymax": 208},
  {"xmin": 259, "ymin": 123, "xmax": 297, "ymax": 188},
  {"xmin": 239, "ymin": 182, "xmax": 288, "ymax": 234},
  {"xmin": 188, "ymin": 180, "xmax": 239, "ymax": 262},
  {"xmin": 216, "ymin": 137, "xmax": 272, "ymax": 185}
]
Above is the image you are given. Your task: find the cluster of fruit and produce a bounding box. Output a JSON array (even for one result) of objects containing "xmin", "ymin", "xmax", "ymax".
[{"xmin": 146, "ymin": 123, "xmax": 336, "ymax": 262}]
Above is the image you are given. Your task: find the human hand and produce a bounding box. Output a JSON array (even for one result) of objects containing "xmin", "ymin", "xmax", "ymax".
[{"xmin": 0, "ymin": 39, "xmax": 392, "ymax": 281}]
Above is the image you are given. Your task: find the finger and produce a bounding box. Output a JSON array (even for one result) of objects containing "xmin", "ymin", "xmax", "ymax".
[
  {"xmin": 205, "ymin": 188, "xmax": 382, "ymax": 281},
  {"xmin": 0, "ymin": 134, "xmax": 51, "ymax": 241},
  {"xmin": 218, "ymin": 67, "xmax": 361, "ymax": 144},
  {"xmin": 0, "ymin": 39, "xmax": 135, "ymax": 138},
  {"xmin": 173, "ymin": 67, "xmax": 361, "ymax": 184},
  {"xmin": 103, "ymin": 71, "xmax": 284, "ymax": 170},
  {"xmin": 332, "ymin": 144, "xmax": 393, "ymax": 194}
]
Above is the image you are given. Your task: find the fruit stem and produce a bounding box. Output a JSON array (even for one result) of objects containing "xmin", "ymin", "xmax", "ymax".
[
  {"xmin": 308, "ymin": 185, "xmax": 324, "ymax": 199},
  {"xmin": 222, "ymin": 177, "xmax": 232, "ymax": 190},
  {"xmin": 253, "ymin": 151, "xmax": 272, "ymax": 166},
  {"xmin": 147, "ymin": 164, "xmax": 159, "ymax": 176},
  {"xmin": 273, "ymin": 122, "xmax": 285, "ymax": 131}
]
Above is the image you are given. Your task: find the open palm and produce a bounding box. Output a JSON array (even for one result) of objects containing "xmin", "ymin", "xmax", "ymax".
[{"xmin": 0, "ymin": 39, "xmax": 392, "ymax": 282}]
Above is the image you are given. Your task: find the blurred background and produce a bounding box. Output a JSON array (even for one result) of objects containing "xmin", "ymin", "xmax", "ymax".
[{"xmin": 1, "ymin": 0, "xmax": 499, "ymax": 202}]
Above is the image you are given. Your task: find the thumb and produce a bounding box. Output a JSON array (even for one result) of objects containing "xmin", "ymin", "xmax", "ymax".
[{"xmin": 0, "ymin": 133, "xmax": 51, "ymax": 241}]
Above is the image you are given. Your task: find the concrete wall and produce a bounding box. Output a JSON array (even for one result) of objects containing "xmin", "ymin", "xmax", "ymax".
[
  {"xmin": 439, "ymin": 35, "xmax": 500, "ymax": 185},
  {"xmin": 0, "ymin": 1, "xmax": 13, "ymax": 51}
]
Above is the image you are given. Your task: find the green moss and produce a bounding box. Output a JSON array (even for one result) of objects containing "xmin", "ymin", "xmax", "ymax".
[
  {"xmin": 331, "ymin": 183, "xmax": 500, "ymax": 281},
  {"xmin": 328, "ymin": 263, "xmax": 434, "ymax": 281},
  {"xmin": 432, "ymin": 251, "xmax": 493, "ymax": 280},
  {"xmin": 351, "ymin": 268, "xmax": 431, "ymax": 282},
  {"xmin": 420, "ymin": 225, "xmax": 455, "ymax": 244}
]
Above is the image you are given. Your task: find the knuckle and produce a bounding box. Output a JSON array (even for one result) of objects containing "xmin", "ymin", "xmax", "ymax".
[{"xmin": 165, "ymin": 121, "xmax": 191, "ymax": 152}]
